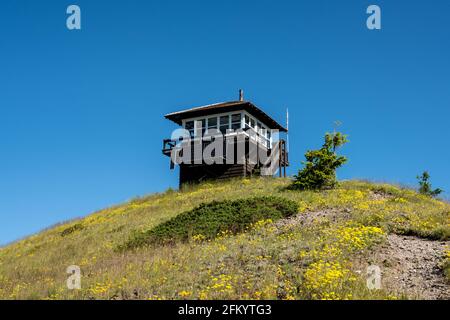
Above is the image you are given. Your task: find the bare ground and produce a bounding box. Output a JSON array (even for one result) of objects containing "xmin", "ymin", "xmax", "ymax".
[
  {"xmin": 366, "ymin": 234, "xmax": 449, "ymax": 300},
  {"xmin": 276, "ymin": 208, "xmax": 450, "ymax": 300},
  {"xmin": 275, "ymin": 208, "xmax": 351, "ymax": 229}
]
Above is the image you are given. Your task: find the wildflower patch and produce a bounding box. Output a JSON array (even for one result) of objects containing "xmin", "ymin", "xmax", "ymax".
[{"xmin": 303, "ymin": 260, "xmax": 354, "ymax": 300}]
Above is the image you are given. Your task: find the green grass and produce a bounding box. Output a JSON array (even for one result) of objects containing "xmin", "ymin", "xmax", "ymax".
[{"xmin": 0, "ymin": 177, "xmax": 448, "ymax": 300}]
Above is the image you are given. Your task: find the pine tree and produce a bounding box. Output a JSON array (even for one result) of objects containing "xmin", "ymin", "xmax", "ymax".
[
  {"xmin": 417, "ymin": 171, "xmax": 442, "ymax": 197},
  {"xmin": 290, "ymin": 131, "xmax": 348, "ymax": 190}
]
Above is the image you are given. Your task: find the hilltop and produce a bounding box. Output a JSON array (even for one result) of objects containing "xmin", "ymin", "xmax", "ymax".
[{"xmin": 0, "ymin": 178, "xmax": 449, "ymax": 300}]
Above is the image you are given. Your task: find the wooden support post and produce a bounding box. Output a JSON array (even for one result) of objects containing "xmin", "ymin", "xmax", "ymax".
[
  {"xmin": 279, "ymin": 141, "xmax": 282, "ymax": 177},
  {"xmin": 283, "ymin": 140, "xmax": 287, "ymax": 178}
]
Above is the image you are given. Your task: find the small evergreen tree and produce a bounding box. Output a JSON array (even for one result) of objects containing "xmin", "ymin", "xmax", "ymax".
[
  {"xmin": 417, "ymin": 171, "xmax": 442, "ymax": 197},
  {"xmin": 290, "ymin": 131, "xmax": 348, "ymax": 190}
]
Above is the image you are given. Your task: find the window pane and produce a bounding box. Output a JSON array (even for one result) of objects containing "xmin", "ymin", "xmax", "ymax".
[
  {"xmin": 185, "ymin": 121, "xmax": 194, "ymax": 130},
  {"xmin": 245, "ymin": 115, "xmax": 250, "ymax": 125},
  {"xmin": 191, "ymin": 119, "xmax": 205, "ymax": 136},
  {"xmin": 208, "ymin": 117, "xmax": 217, "ymax": 128},
  {"xmin": 220, "ymin": 115, "xmax": 229, "ymax": 125},
  {"xmin": 250, "ymin": 118, "xmax": 255, "ymax": 128},
  {"xmin": 231, "ymin": 114, "xmax": 241, "ymax": 123}
]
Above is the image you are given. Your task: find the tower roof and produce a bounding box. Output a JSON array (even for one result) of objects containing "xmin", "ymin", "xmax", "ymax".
[{"xmin": 164, "ymin": 101, "xmax": 287, "ymax": 132}]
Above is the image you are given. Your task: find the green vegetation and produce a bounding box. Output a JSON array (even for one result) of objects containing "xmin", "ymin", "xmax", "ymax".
[
  {"xmin": 0, "ymin": 178, "xmax": 448, "ymax": 300},
  {"xmin": 417, "ymin": 171, "xmax": 443, "ymax": 197},
  {"xmin": 290, "ymin": 131, "xmax": 348, "ymax": 190},
  {"xmin": 60, "ymin": 223, "xmax": 84, "ymax": 237},
  {"xmin": 122, "ymin": 196, "xmax": 298, "ymax": 249}
]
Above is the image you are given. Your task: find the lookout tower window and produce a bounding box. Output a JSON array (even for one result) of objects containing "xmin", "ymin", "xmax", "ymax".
[
  {"xmin": 231, "ymin": 113, "xmax": 241, "ymax": 130},
  {"xmin": 220, "ymin": 115, "xmax": 229, "ymax": 134},
  {"xmin": 207, "ymin": 117, "xmax": 217, "ymax": 132},
  {"xmin": 185, "ymin": 121, "xmax": 194, "ymax": 138},
  {"xmin": 199, "ymin": 119, "xmax": 206, "ymax": 135},
  {"xmin": 244, "ymin": 115, "xmax": 251, "ymax": 129}
]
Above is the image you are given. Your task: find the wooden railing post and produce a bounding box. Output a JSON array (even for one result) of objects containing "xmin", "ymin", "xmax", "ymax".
[{"xmin": 279, "ymin": 141, "xmax": 282, "ymax": 177}]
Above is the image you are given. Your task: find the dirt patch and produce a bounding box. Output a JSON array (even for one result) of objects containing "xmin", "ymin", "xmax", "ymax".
[
  {"xmin": 363, "ymin": 234, "xmax": 449, "ymax": 300},
  {"xmin": 368, "ymin": 190, "xmax": 393, "ymax": 201},
  {"xmin": 276, "ymin": 208, "xmax": 449, "ymax": 300},
  {"xmin": 275, "ymin": 208, "xmax": 351, "ymax": 229}
]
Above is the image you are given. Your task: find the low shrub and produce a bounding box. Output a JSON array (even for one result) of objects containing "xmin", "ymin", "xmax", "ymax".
[
  {"xmin": 121, "ymin": 196, "xmax": 299, "ymax": 249},
  {"xmin": 60, "ymin": 223, "xmax": 84, "ymax": 237}
]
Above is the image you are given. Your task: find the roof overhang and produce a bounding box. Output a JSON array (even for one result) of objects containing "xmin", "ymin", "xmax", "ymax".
[{"xmin": 164, "ymin": 101, "xmax": 287, "ymax": 132}]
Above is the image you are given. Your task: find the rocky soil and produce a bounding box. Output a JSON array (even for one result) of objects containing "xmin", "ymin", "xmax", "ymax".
[
  {"xmin": 370, "ymin": 234, "xmax": 449, "ymax": 300},
  {"xmin": 276, "ymin": 208, "xmax": 449, "ymax": 300}
]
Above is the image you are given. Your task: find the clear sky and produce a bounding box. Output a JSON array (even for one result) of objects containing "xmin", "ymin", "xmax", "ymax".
[{"xmin": 1, "ymin": 0, "xmax": 449, "ymax": 245}]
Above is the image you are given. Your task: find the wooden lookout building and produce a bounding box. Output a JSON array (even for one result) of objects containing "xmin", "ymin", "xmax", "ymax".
[{"xmin": 162, "ymin": 91, "xmax": 289, "ymax": 186}]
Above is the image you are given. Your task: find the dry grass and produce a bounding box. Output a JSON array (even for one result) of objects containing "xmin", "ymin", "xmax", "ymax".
[{"xmin": 0, "ymin": 178, "xmax": 448, "ymax": 300}]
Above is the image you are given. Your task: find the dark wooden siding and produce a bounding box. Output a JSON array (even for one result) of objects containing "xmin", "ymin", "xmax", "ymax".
[
  {"xmin": 166, "ymin": 136, "xmax": 288, "ymax": 187},
  {"xmin": 179, "ymin": 163, "xmax": 248, "ymax": 187}
]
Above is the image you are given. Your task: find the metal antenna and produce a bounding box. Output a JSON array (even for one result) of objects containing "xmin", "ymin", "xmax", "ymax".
[
  {"xmin": 239, "ymin": 89, "xmax": 244, "ymax": 101},
  {"xmin": 333, "ymin": 120, "xmax": 342, "ymax": 133},
  {"xmin": 286, "ymin": 108, "xmax": 290, "ymax": 153}
]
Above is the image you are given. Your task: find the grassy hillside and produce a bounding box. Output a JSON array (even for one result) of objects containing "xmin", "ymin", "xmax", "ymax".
[{"xmin": 0, "ymin": 178, "xmax": 448, "ymax": 300}]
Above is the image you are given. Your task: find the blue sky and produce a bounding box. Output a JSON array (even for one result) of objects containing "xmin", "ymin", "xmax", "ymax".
[{"xmin": 1, "ymin": 0, "xmax": 449, "ymax": 245}]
